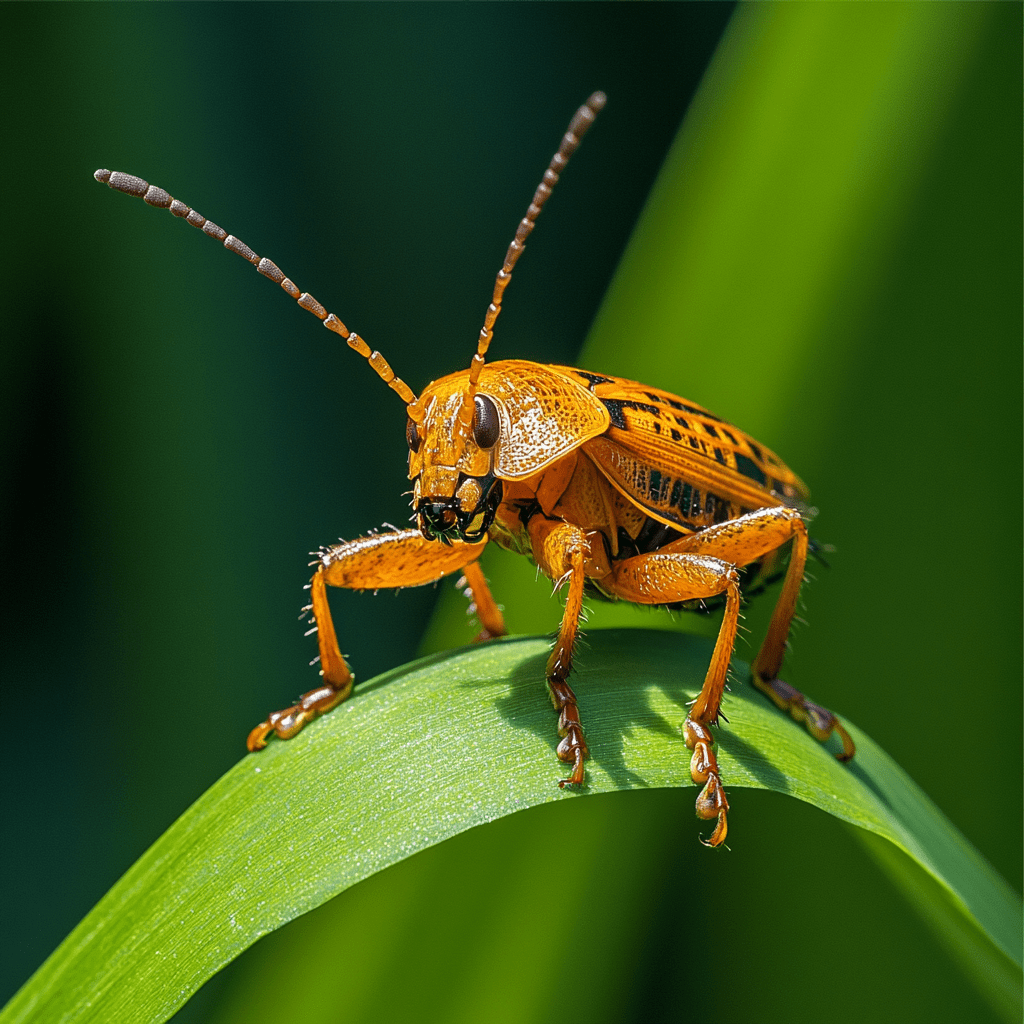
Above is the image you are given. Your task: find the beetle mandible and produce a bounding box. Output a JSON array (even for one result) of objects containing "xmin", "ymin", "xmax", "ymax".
[{"xmin": 95, "ymin": 91, "xmax": 855, "ymax": 846}]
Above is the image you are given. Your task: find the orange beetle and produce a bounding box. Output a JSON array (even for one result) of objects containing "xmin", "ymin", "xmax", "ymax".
[{"xmin": 95, "ymin": 92, "xmax": 853, "ymax": 846}]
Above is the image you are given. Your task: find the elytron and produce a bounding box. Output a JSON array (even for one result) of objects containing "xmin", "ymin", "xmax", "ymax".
[{"xmin": 95, "ymin": 91, "xmax": 854, "ymax": 845}]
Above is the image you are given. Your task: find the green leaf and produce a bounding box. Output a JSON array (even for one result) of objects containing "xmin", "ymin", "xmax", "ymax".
[{"xmin": 2, "ymin": 630, "xmax": 1019, "ymax": 1024}]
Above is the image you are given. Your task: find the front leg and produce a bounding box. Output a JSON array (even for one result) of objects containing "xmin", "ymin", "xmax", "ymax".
[{"xmin": 247, "ymin": 529, "xmax": 487, "ymax": 750}]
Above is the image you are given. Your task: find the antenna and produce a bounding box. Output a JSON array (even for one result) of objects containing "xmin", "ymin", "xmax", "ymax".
[
  {"xmin": 458, "ymin": 91, "xmax": 607, "ymax": 434},
  {"xmin": 93, "ymin": 168, "xmax": 424, "ymax": 421}
]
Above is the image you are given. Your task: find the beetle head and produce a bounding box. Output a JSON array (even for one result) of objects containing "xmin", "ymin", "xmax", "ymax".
[
  {"xmin": 406, "ymin": 378, "xmax": 502, "ymax": 544},
  {"xmin": 407, "ymin": 361, "xmax": 608, "ymax": 543}
]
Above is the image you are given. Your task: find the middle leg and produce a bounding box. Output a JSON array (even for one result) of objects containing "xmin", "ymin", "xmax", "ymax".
[
  {"xmin": 458, "ymin": 560, "xmax": 507, "ymax": 641},
  {"xmin": 529, "ymin": 518, "xmax": 593, "ymax": 787}
]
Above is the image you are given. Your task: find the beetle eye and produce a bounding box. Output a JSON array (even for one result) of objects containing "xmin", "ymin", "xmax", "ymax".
[
  {"xmin": 406, "ymin": 417, "xmax": 421, "ymax": 453},
  {"xmin": 472, "ymin": 394, "xmax": 500, "ymax": 449}
]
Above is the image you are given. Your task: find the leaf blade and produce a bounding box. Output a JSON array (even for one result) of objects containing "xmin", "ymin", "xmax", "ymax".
[{"xmin": 3, "ymin": 630, "xmax": 1019, "ymax": 1023}]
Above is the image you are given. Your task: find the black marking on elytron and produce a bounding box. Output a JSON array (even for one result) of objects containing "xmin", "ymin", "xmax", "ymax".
[
  {"xmin": 573, "ymin": 370, "xmax": 613, "ymax": 390},
  {"xmin": 674, "ymin": 415, "xmax": 690, "ymax": 430},
  {"xmin": 734, "ymin": 452, "xmax": 768, "ymax": 487},
  {"xmin": 651, "ymin": 473, "xmax": 668, "ymax": 504},
  {"xmin": 747, "ymin": 441, "xmax": 764, "ymax": 463},
  {"xmin": 670, "ymin": 428, "xmax": 682, "ymax": 442},
  {"xmin": 653, "ymin": 421, "xmax": 662, "ymax": 435},
  {"xmin": 648, "ymin": 469, "xmax": 663, "ymax": 501},
  {"xmin": 713, "ymin": 446, "xmax": 727, "ymax": 466},
  {"xmin": 601, "ymin": 398, "xmax": 663, "ymax": 429},
  {"xmin": 615, "ymin": 464, "xmax": 747, "ymax": 532},
  {"xmin": 688, "ymin": 437, "xmax": 701, "ymax": 451},
  {"xmin": 624, "ymin": 400, "xmax": 662, "ymax": 418},
  {"xmin": 604, "ymin": 400, "xmax": 627, "ymax": 429},
  {"xmin": 704, "ymin": 423, "xmax": 720, "ymax": 440},
  {"xmin": 722, "ymin": 428, "xmax": 739, "ymax": 446}
]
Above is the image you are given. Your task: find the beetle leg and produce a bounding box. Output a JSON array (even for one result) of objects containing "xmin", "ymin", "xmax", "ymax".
[
  {"xmin": 747, "ymin": 512, "xmax": 808, "ymax": 682},
  {"xmin": 247, "ymin": 528, "xmax": 487, "ymax": 751},
  {"xmin": 751, "ymin": 675, "xmax": 855, "ymax": 760},
  {"xmin": 246, "ymin": 568, "xmax": 354, "ymax": 751},
  {"xmin": 458, "ymin": 560, "xmax": 507, "ymax": 641},
  {"xmin": 529, "ymin": 519, "xmax": 591, "ymax": 787},
  {"xmin": 744, "ymin": 517, "xmax": 856, "ymax": 761},
  {"xmin": 657, "ymin": 509, "xmax": 856, "ymax": 762},
  {"xmin": 609, "ymin": 550, "xmax": 741, "ymax": 846}
]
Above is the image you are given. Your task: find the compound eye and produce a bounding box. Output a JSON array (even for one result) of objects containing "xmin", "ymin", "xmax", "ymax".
[
  {"xmin": 406, "ymin": 417, "xmax": 421, "ymax": 453},
  {"xmin": 472, "ymin": 394, "xmax": 500, "ymax": 449}
]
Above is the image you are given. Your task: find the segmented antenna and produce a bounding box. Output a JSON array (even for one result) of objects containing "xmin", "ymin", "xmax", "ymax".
[
  {"xmin": 92, "ymin": 169, "xmax": 423, "ymax": 420},
  {"xmin": 458, "ymin": 91, "xmax": 607, "ymax": 433}
]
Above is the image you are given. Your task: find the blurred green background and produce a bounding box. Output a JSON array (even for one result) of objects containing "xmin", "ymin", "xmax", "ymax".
[{"xmin": 1, "ymin": 4, "xmax": 1019, "ymax": 1023}]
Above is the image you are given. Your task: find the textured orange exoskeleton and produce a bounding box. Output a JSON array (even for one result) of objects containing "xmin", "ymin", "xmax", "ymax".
[{"xmin": 95, "ymin": 92, "xmax": 854, "ymax": 846}]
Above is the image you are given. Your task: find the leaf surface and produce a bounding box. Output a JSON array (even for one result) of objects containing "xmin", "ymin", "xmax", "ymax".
[{"xmin": 3, "ymin": 630, "xmax": 1019, "ymax": 1024}]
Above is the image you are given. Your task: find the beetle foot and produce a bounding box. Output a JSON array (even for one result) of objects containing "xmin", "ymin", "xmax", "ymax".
[
  {"xmin": 549, "ymin": 679, "xmax": 589, "ymax": 787},
  {"xmin": 751, "ymin": 672, "xmax": 855, "ymax": 761},
  {"xmin": 684, "ymin": 716, "xmax": 729, "ymax": 846},
  {"xmin": 246, "ymin": 679, "xmax": 353, "ymax": 751}
]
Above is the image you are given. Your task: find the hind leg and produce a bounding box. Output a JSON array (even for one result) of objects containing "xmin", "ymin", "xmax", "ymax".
[
  {"xmin": 751, "ymin": 676, "xmax": 855, "ymax": 760},
  {"xmin": 610, "ymin": 507, "xmax": 854, "ymax": 843},
  {"xmin": 666, "ymin": 509, "xmax": 856, "ymax": 762},
  {"xmin": 746, "ymin": 517, "xmax": 855, "ymax": 761}
]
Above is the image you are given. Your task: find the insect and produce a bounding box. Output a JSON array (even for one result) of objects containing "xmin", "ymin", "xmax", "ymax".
[{"xmin": 95, "ymin": 91, "xmax": 854, "ymax": 846}]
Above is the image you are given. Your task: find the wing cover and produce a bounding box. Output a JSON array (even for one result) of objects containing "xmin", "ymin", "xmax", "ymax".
[{"xmin": 557, "ymin": 368, "xmax": 809, "ymax": 531}]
